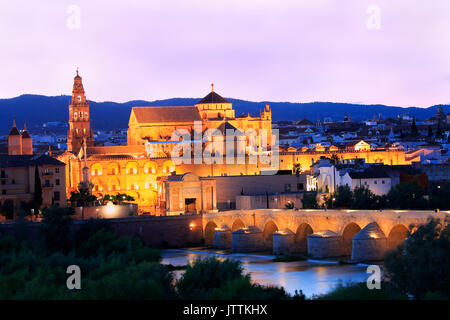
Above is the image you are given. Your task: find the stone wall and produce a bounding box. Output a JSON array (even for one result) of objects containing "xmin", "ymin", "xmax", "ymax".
[
  {"xmin": 104, "ymin": 215, "xmax": 203, "ymax": 247},
  {"xmin": 72, "ymin": 203, "xmax": 138, "ymax": 220},
  {"xmin": 0, "ymin": 214, "xmax": 203, "ymax": 248}
]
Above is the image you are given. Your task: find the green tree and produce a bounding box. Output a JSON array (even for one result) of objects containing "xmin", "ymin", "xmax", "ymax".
[
  {"xmin": 69, "ymin": 188, "xmax": 97, "ymax": 206},
  {"xmin": 428, "ymin": 182, "xmax": 450, "ymax": 210},
  {"xmin": 40, "ymin": 206, "xmax": 74, "ymax": 252},
  {"xmin": 34, "ymin": 165, "xmax": 42, "ymax": 211},
  {"xmin": 103, "ymin": 193, "xmax": 135, "ymax": 205},
  {"xmin": 410, "ymin": 116, "xmax": 419, "ymax": 137},
  {"xmin": 351, "ymin": 186, "xmax": 376, "ymax": 209},
  {"xmin": 176, "ymin": 257, "xmax": 292, "ymax": 300},
  {"xmin": 330, "ymin": 154, "xmax": 340, "ymax": 165},
  {"xmin": 436, "ymin": 120, "xmax": 443, "ymax": 138},
  {"xmin": 384, "ymin": 218, "xmax": 450, "ymax": 299},
  {"xmin": 332, "ymin": 185, "xmax": 352, "ymax": 208},
  {"xmin": 387, "ymin": 180, "xmax": 427, "ymax": 209},
  {"xmin": 302, "ymin": 192, "xmax": 318, "ymax": 209}
]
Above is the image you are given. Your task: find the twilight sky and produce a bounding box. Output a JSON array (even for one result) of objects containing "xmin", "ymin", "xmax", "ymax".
[{"xmin": 0, "ymin": 0, "xmax": 449, "ymax": 107}]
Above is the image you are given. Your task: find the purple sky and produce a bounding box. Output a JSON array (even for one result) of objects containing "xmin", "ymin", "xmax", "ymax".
[{"xmin": 0, "ymin": 0, "xmax": 449, "ymax": 107}]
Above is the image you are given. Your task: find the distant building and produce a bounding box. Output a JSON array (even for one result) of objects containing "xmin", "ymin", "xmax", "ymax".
[
  {"xmin": 307, "ymin": 158, "xmax": 392, "ymax": 195},
  {"xmin": 0, "ymin": 121, "xmax": 66, "ymax": 218}
]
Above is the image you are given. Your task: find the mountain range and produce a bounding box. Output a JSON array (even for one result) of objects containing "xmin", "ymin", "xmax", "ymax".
[{"xmin": 0, "ymin": 94, "xmax": 448, "ymax": 133}]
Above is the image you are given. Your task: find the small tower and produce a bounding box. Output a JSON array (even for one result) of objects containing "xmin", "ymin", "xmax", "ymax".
[
  {"xmin": 21, "ymin": 122, "xmax": 33, "ymax": 155},
  {"xmin": 8, "ymin": 119, "xmax": 22, "ymax": 155},
  {"xmin": 260, "ymin": 104, "xmax": 272, "ymax": 121},
  {"xmin": 67, "ymin": 69, "xmax": 94, "ymax": 154}
]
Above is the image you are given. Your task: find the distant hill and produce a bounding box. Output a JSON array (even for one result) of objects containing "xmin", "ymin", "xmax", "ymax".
[{"xmin": 0, "ymin": 94, "xmax": 448, "ymax": 133}]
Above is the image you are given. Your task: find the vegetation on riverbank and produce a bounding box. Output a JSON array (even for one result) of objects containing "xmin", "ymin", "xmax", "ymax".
[
  {"xmin": 1, "ymin": 207, "xmax": 447, "ymax": 300},
  {"xmin": 315, "ymin": 217, "xmax": 450, "ymax": 300},
  {"xmin": 0, "ymin": 206, "xmax": 303, "ymax": 300}
]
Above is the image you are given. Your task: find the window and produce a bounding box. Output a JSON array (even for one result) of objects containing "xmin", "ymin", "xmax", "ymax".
[
  {"xmin": 55, "ymin": 168, "xmax": 60, "ymax": 174},
  {"xmin": 382, "ymin": 180, "xmax": 385, "ymax": 184},
  {"xmin": 284, "ymin": 184, "xmax": 291, "ymax": 192},
  {"xmin": 56, "ymin": 179, "xmax": 60, "ymax": 186},
  {"xmin": 374, "ymin": 180, "xmax": 377, "ymax": 184},
  {"xmin": 2, "ymin": 190, "xmax": 5, "ymax": 195},
  {"xmin": 297, "ymin": 183, "xmax": 304, "ymax": 190},
  {"xmin": 54, "ymin": 191, "xmax": 60, "ymax": 201}
]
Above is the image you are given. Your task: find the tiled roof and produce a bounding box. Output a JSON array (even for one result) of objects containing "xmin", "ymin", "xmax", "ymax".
[
  {"xmin": 353, "ymin": 222, "xmax": 386, "ymax": 240},
  {"xmin": 8, "ymin": 126, "xmax": 20, "ymax": 136},
  {"xmin": 197, "ymin": 91, "xmax": 230, "ymax": 104},
  {"xmin": 349, "ymin": 168, "xmax": 390, "ymax": 179},
  {"xmin": 21, "ymin": 130, "xmax": 31, "ymax": 139},
  {"xmin": 0, "ymin": 154, "xmax": 65, "ymax": 168},
  {"xmin": 132, "ymin": 106, "xmax": 201, "ymax": 123},
  {"xmin": 296, "ymin": 118, "xmax": 314, "ymax": 126}
]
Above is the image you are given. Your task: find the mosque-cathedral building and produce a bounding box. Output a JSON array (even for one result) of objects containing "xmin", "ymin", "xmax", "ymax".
[{"xmin": 57, "ymin": 71, "xmax": 412, "ymax": 214}]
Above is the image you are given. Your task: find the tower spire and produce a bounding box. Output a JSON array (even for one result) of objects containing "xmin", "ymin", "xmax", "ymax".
[{"xmin": 211, "ymin": 83, "xmax": 214, "ymax": 92}]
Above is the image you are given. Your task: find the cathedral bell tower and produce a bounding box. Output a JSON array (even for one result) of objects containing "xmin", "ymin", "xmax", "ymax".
[{"xmin": 67, "ymin": 69, "xmax": 94, "ymax": 154}]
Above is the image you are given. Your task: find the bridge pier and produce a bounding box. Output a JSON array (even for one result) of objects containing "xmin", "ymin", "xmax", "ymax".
[
  {"xmin": 231, "ymin": 226, "xmax": 265, "ymax": 252},
  {"xmin": 307, "ymin": 230, "xmax": 343, "ymax": 258},
  {"xmin": 273, "ymin": 229, "xmax": 294, "ymax": 255},
  {"xmin": 351, "ymin": 222, "xmax": 388, "ymax": 262},
  {"xmin": 213, "ymin": 226, "xmax": 232, "ymax": 249}
]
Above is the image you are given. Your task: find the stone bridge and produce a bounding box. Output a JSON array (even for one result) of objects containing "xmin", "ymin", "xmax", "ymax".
[{"xmin": 203, "ymin": 209, "xmax": 448, "ymax": 260}]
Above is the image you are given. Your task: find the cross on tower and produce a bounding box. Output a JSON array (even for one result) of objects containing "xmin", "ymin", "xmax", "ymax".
[{"xmin": 211, "ymin": 83, "xmax": 214, "ymax": 92}]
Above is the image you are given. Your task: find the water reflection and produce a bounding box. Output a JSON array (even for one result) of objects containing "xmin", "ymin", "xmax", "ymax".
[{"xmin": 161, "ymin": 248, "xmax": 370, "ymax": 298}]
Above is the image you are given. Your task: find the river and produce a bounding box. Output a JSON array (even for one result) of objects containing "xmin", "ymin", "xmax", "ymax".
[{"xmin": 161, "ymin": 248, "xmax": 374, "ymax": 298}]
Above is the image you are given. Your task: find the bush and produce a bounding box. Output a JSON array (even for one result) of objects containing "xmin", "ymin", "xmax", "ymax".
[
  {"xmin": 302, "ymin": 192, "xmax": 318, "ymax": 209},
  {"xmin": 315, "ymin": 281, "xmax": 407, "ymax": 300},
  {"xmin": 176, "ymin": 257, "xmax": 244, "ymax": 299},
  {"xmin": 384, "ymin": 218, "xmax": 450, "ymax": 299},
  {"xmin": 41, "ymin": 206, "xmax": 74, "ymax": 253},
  {"xmin": 387, "ymin": 180, "xmax": 427, "ymax": 209},
  {"xmin": 176, "ymin": 257, "xmax": 292, "ymax": 300},
  {"xmin": 428, "ymin": 182, "xmax": 450, "ymax": 210}
]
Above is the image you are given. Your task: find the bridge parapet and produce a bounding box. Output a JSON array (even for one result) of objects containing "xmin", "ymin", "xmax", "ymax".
[{"xmin": 203, "ymin": 209, "xmax": 448, "ymax": 254}]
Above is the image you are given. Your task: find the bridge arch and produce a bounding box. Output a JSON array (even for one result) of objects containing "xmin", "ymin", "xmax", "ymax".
[
  {"xmin": 341, "ymin": 222, "xmax": 362, "ymax": 256},
  {"xmin": 388, "ymin": 224, "xmax": 409, "ymax": 250},
  {"xmin": 204, "ymin": 221, "xmax": 218, "ymax": 246},
  {"xmin": 231, "ymin": 218, "xmax": 245, "ymax": 232},
  {"xmin": 263, "ymin": 220, "xmax": 279, "ymax": 249},
  {"xmin": 294, "ymin": 223, "xmax": 313, "ymax": 253}
]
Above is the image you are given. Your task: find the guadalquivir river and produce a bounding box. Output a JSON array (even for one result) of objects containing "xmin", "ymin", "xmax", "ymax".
[{"xmin": 161, "ymin": 248, "xmax": 374, "ymax": 298}]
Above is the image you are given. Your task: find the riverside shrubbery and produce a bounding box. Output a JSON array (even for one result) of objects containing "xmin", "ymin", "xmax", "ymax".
[{"xmin": 0, "ymin": 206, "xmax": 296, "ymax": 300}]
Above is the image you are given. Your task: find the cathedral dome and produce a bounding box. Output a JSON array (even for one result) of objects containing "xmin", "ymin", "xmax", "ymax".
[{"xmin": 197, "ymin": 84, "xmax": 230, "ymax": 104}]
